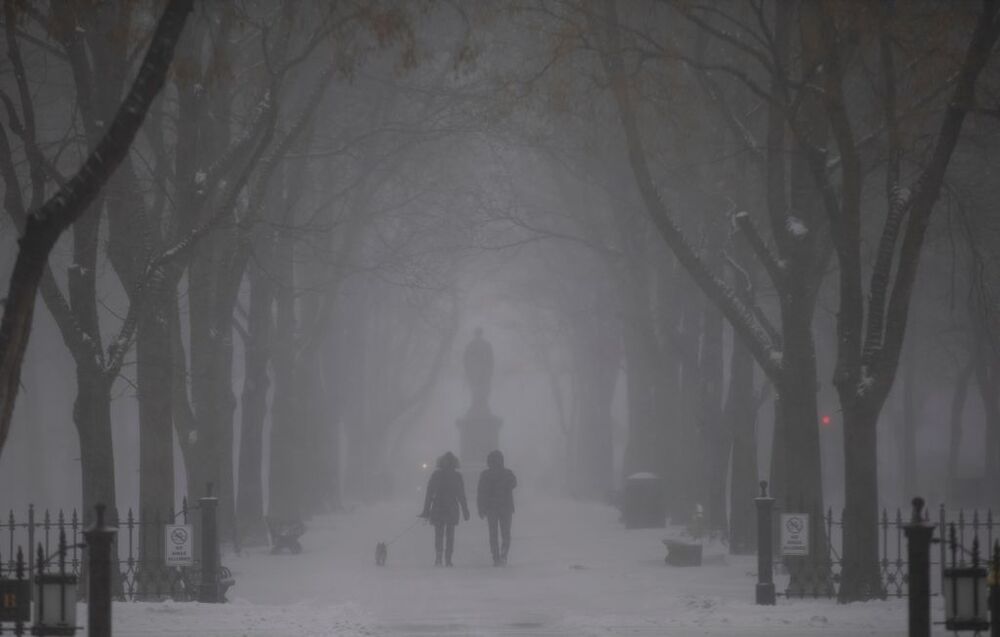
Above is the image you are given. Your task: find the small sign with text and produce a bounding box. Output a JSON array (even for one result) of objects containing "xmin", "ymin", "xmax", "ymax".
[
  {"xmin": 780, "ymin": 513, "xmax": 810, "ymax": 557},
  {"xmin": 165, "ymin": 524, "xmax": 194, "ymax": 567}
]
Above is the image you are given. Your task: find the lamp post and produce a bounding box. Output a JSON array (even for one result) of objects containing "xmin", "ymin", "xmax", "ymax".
[
  {"xmin": 755, "ymin": 480, "xmax": 775, "ymax": 605},
  {"xmin": 31, "ymin": 531, "xmax": 78, "ymax": 637},
  {"xmin": 32, "ymin": 532, "xmax": 77, "ymax": 637},
  {"xmin": 943, "ymin": 523, "xmax": 989, "ymax": 633}
]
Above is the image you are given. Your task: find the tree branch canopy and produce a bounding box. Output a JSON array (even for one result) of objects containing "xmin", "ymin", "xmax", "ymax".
[
  {"xmin": 0, "ymin": 0, "xmax": 194, "ymax": 459},
  {"xmin": 597, "ymin": 0, "xmax": 782, "ymax": 382}
]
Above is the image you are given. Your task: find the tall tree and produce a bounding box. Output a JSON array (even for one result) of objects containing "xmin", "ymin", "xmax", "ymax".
[{"xmin": 0, "ymin": 0, "xmax": 193, "ymax": 517}]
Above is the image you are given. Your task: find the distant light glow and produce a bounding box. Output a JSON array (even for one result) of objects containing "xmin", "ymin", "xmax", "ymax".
[
  {"xmin": 421, "ymin": 463, "xmax": 428, "ymax": 469},
  {"xmin": 821, "ymin": 415, "xmax": 832, "ymax": 426}
]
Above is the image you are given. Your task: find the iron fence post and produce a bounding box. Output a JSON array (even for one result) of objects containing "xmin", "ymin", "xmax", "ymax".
[
  {"xmin": 991, "ymin": 540, "xmax": 999, "ymax": 637},
  {"xmin": 904, "ymin": 497, "xmax": 933, "ymax": 637},
  {"xmin": 26, "ymin": 504, "xmax": 34, "ymax": 603},
  {"xmin": 84, "ymin": 504, "xmax": 116, "ymax": 637},
  {"xmin": 755, "ymin": 480, "xmax": 775, "ymax": 605},
  {"xmin": 198, "ymin": 484, "xmax": 220, "ymax": 604},
  {"xmin": 16, "ymin": 546, "xmax": 26, "ymax": 636}
]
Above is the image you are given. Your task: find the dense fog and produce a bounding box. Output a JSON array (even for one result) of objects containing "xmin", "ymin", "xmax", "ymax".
[{"xmin": 1, "ymin": 1, "xmax": 999, "ymax": 634}]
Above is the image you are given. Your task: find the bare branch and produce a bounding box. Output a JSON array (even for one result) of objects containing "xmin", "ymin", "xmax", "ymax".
[{"xmin": 732, "ymin": 210, "xmax": 786, "ymax": 291}]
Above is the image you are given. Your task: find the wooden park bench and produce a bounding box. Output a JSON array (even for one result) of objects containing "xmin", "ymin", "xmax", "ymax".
[{"xmin": 266, "ymin": 517, "xmax": 306, "ymax": 554}]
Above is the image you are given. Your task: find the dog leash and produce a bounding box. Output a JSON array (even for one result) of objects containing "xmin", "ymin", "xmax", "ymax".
[{"xmin": 386, "ymin": 517, "xmax": 424, "ymax": 545}]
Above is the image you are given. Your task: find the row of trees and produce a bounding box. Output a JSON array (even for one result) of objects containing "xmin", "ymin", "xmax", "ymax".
[
  {"xmin": 2, "ymin": 0, "xmax": 998, "ymax": 605},
  {"xmin": 482, "ymin": 0, "xmax": 1000, "ymax": 601},
  {"xmin": 0, "ymin": 0, "xmax": 494, "ymax": 559}
]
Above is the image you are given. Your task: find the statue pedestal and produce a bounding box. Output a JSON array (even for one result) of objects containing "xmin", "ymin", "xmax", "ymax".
[{"xmin": 457, "ymin": 411, "xmax": 502, "ymax": 474}]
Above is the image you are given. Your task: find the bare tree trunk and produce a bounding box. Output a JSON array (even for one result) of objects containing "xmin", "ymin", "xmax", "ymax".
[
  {"xmin": 973, "ymin": 344, "xmax": 1000, "ymax": 506},
  {"xmin": 319, "ymin": 318, "xmax": 345, "ymax": 512},
  {"xmin": 946, "ymin": 361, "xmax": 974, "ymax": 502},
  {"xmin": 268, "ymin": 221, "xmax": 302, "ymax": 519},
  {"xmin": 776, "ymin": 306, "xmax": 825, "ymax": 532},
  {"xmin": 699, "ymin": 218, "xmax": 727, "ymax": 533},
  {"xmin": 839, "ymin": 402, "xmax": 884, "ymax": 600},
  {"xmin": 726, "ymin": 337, "xmax": 757, "ymax": 554},
  {"xmin": 297, "ymin": 350, "xmax": 333, "ymax": 515},
  {"xmin": 75, "ymin": 371, "xmax": 116, "ymax": 524},
  {"xmin": 620, "ymin": 297, "xmax": 662, "ymax": 478},
  {"xmin": 237, "ymin": 243, "xmax": 274, "ymax": 544},
  {"xmin": 900, "ymin": 347, "xmax": 919, "ymax": 498},
  {"xmin": 672, "ymin": 285, "xmax": 703, "ymax": 523},
  {"xmin": 652, "ymin": 257, "xmax": 685, "ymax": 519},
  {"xmin": 137, "ymin": 285, "xmax": 175, "ymax": 535},
  {"xmin": 569, "ymin": 316, "xmax": 617, "ymax": 500}
]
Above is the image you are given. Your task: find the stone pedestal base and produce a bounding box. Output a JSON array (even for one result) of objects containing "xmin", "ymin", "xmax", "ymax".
[{"xmin": 457, "ymin": 412, "xmax": 502, "ymax": 473}]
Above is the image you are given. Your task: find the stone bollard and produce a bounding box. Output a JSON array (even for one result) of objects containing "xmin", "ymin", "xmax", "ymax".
[
  {"xmin": 84, "ymin": 504, "xmax": 116, "ymax": 637},
  {"xmin": 904, "ymin": 497, "xmax": 934, "ymax": 637},
  {"xmin": 755, "ymin": 480, "xmax": 775, "ymax": 605},
  {"xmin": 198, "ymin": 483, "xmax": 220, "ymax": 603}
]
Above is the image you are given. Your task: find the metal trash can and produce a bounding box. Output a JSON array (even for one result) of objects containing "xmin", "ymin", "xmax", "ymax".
[{"xmin": 621, "ymin": 472, "xmax": 666, "ymax": 529}]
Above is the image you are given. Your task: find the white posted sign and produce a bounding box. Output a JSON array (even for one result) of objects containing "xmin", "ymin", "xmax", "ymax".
[
  {"xmin": 165, "ymin": 524, "xmax": 194, "ymax": 567},
  {"xmin": 780, "ymin": 513, "xmax": 810, "ymax": 557}
]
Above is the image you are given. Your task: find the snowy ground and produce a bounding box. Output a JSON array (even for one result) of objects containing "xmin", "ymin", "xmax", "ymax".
[{"xmin": 94, "ymin": 496, "xmax": 936, "ymax": 636}]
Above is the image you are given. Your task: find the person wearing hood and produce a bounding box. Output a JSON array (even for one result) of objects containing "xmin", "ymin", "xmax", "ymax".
[
  {"xmin": 477, "ymin": 450, "xmax": 517, "ymax": 566},
  {"xmin": 420, "ymin": 451, "xmax": 469, "ymax": 566}
]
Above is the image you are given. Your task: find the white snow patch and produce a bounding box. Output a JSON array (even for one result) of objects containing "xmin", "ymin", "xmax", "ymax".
[
  {"xmin": 786, "ymin": 216, "xmax": 809, "ymax": 237},
  {"xmin": 195, "ymin": 170, "xmax": 207, "ymax": 185},
  {"xmin": 91, "ymin": 496, "xmax": 921, "ymax": 636},
  {"xmin": 857, "ymin": 370, "xmax": 875, "ymax": 397},
  {"xmin": 891, "ymin": 186, "xmax": 911, "ymax": 208}
]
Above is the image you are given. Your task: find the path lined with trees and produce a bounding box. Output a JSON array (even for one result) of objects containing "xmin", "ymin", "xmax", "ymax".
[{"xmin": 1, "ymin": 0, "xmax": 998, "ymax": 607}]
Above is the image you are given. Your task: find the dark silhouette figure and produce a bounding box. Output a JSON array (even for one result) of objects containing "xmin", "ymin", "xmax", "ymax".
[
  {"xmin": 420, "ymin": 451, "xmax": 470, "ymax": 566},
  {"xmin": 477, "ymin": 450, "xmax": 517, "ymax": 566}
]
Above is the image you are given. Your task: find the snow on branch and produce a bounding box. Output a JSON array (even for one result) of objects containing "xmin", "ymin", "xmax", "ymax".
[
  {"xmin": 195, "ymin": 90, "xmax": 274, "ymax": 198},
  {"xmin": 732, "ymin": 210, "xmax": 787, "ymax": 291}
]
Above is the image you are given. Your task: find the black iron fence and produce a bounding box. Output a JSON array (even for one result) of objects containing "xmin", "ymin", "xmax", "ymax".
[
  {"xmin": 2, "ymin": 503, "xmax": 204, "ymax": 602},
  {"xmin": 775, "ymin": 503, "xmax": 999, "ymax": 599}
]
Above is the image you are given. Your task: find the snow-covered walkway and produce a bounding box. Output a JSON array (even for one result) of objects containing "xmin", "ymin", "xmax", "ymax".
[{"xmin": 104, "ymin": 496, "xmax": 925, "ymax": 635}]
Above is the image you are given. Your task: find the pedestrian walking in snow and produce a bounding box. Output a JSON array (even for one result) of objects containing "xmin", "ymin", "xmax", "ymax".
[
  {"xmin": 477, "ymin": 450, "xmax": 517, "ymax": 566},
  {"xmin": 420, "ymin": 451, "xmax": 470, "ymax": 566}
]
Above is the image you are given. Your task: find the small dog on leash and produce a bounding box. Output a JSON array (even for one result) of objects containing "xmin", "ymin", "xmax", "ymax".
[{"xmin": 375, "ymin": 541, "xmax": 388, "ymax": 566}]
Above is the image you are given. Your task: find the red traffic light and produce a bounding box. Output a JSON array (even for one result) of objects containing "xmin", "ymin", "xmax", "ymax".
[{"xmin": 820, "ymin": 415, "xmax": 832, "ymax": 426}]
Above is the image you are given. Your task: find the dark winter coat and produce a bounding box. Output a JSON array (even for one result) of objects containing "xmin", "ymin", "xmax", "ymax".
[
  {"xmin": 422, "ymin": 467, "xmax": 469, "ymax": 526},
  {"xmin": 477, "ymin": 451, "xmax": 517, "ymax": 517}
]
